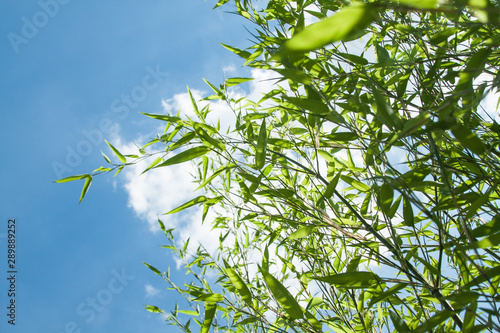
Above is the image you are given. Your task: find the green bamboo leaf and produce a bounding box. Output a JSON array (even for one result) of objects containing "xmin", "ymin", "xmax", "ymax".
[
  {"xmin": 101, "ymin": 151, "xmax": 112, "ymax": 164},
  {"xmin": 213, "ymin": 0, "xmax": 230, "ymax": 9},
  {"xmin": 372, "ymin": 85, "xmax": 400, "ymax": 130},
  {"xmin": 226, "ymin": 77, "xmax": 253, "ymax": 87},
  {"xmin": 156, "ymin": 146, "xmax": 211, "ymax": 168},
  {"xmin": 375, "ymin": 44, "xmax": 390, "ymax": 63},
  {"xmin": 389, "ymin": 310, "xmax": 411, "ymax": 333},
  {"xmin": 463, "ymin": 299, "xmax": 477, "ymax": 332},
  {"xmin": 323, "ymin": 171, "xmax": 342, "ymax": 200},
  {"xmin": 340, "ymin": 175, "xmax": 371, "ymax": 192},
  {"xmin": 304, "ymin": 310, "xmax": 322, "ymax": 330},
  {"xmin": 379, "ymin": 183, "xmax": 394, "ymax": 213},
  {"xmin": 105, "ymin": 140, "xmax": 127, "ymax": 163},
  {"xmin": 285, "ymin": 96, "xmax": 330, "ymax": 115},
  {"xmin": 92, "ymin": 166, "xmax": 112, "ymax": 173},
  {"xmin": 170, "ymin": 131, "xmax": 196, "ymax": 151},
  {"xmin": 200, "ymin": 302, "xmax": 217, "ymax": 333},
  {"xmin": 114, "ymin": 165, "xmax": 124, "ymax": 177},
  {"xmin": 224, "ymin": 261, "xmax": 253, "ymax": 306},
  {"xmin": 338, "ymin": 52, "xmax": 368, "ymax": 65},
  {"xmin": 403, "ymin": 197, "xmax": 414, "ymax": 227},
  {"xmin": 79, "ymin": 175, "xmax": 92, "ymax": 203},
  {"xmin": 54, "ymin": 174, "xmax": 89, "ymax": 183},
  {"xmin": 196, "ymin": 164, "xmax": 235, "ymax": 190},
  {"xmin": 471, "ymin": 215, "xmax": 500, "ymax": 238},
  {"xmin": 203, "ymin": 78, "xmax": 223, "ymax": 97},
  {"xmin": 397, "ymin": 0, "xmax": 438, "ymax": 9},
  {"xmin": 278, "ymin": 2, "xmax": 379, "ymax": 56},
  {"xmin": 178, "ymin": 310, "xmax": 199, "ymax": 316},
  {"xmin": 243, "ymin": 47, "xmax": 263, "ymax": 66},
  {"xmin": 451, "ymin": 124, "xmax": 485, "ymax": 155},
  {"xmin": 255, "ymin": 119, "xmax": 267, "ymax": 169},
  {"xmin": 140, "ymin": 112, "xmax": 183, "ymax": 124},
  {"xmin": 260, "ymin": 267, "xmax": 303, "ymax": 319},
  {"xmin": 195, "ymin": 293, "xmax": 224, "ymax": 302},
  {"xmin": 325, "ymin": 132, "xmax": 358, "ymax": 141},
  {"xmin": 166, "ymin": 195, "xmax": 207, "ymax": 215},
  {"xmin": 314, "ymin": 272, "xmax": 379, "ymax": 288},
  {"xmin": 288, "ymin": 226, "xmax": 317, "ymax": 240},
  {"xmin": 455, "ymin": 47, "xmax": 491, "ymax": 105},
  {"xmin": 369, "ymin": 283, "xmax": 407, "ymax": 307},
  {"xmin": 221, "ymin": 43, "xmax": 251, "ymax": 60},
  {"xmin": 187, "ymin": 86, "xmax": 199, "ymax": 116},
  {"xmin": 274, "ymin": 68, "xmax": 313, "ymax": 84},
  {"xmin": 236, "ymin": 317, "xmax": 258, "ymax": 326},
  {"xmin": 143, "ymin": 261, "xmax": 161, "ymax": 275},
  {"xmin": 413, "ymin": 310, "xmax": 455, "ymax": 333},
  {"xmin": 141, "ymin": 156, "xmax": 163, "ymax": 175},
  {"xmin": 145, "ymin": 305, "xmax": 162, "ymax": 313},
  {"xmin": 193, "ymin": 124, "xmax": 225, "ymax": 151}
]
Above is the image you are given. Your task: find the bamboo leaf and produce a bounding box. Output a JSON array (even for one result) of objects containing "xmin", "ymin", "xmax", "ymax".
[
  {"xmin": 145, "ymin": 305, "xmax": 162, "ymax": 313},
  {"xmin": 451, "ymin": 124, "xmax": 485, "ymax": 155},
  {"xmin": 195, "ymin": 293, "xmax": 224, "ymax": 302},
  {"xmin": 105, "ymin": 140, "xmax": 127, "ymax": 163},
  {"xmin": 224, "ymin": 261, "xmax": 253, "ymax": 306},
  {"xmin": 389, "ymin": 310, "xmax": 411, "ymax": 333},
  {"xmin": 314, "ymin": 272, "xmax": 379, "ymax": 288},
  {"xmin": 226, "ymin": 77, "xmax": 253, "ymax": 87},
  {"xmin": 260, "ymin": 267, "xmax": 303, "ymax": 319},
  {"xmin": 156, "ymin": 146, "xmax": 211, "ymax": 168},
  {"xmin": 166, "ymin": 195, "xmax": 207, "ymax": 215},
  {"xmin": 143, "ymin": 262, "xmax": 161, "ymax": 275},
  {"xmin": 413, "ymin": 310, "xmax": 455, "ymax": 333},
  {"xmin": 54, "ymin": 174, "xmax": 89, "ymax": 183},
  {"xmin": 221, "ymin": 43, "xmax": 251, "ymax": 60},
  {"xmin": 213, "ymin": 0, "xmax": 230, "ymax": 9},
  {"xmin": 255, "ymin": 119, "xmax": 267, "ymax": 169},
  {"xmin": 79, "ymin": 175, "xmax": 92, "ymax": 203},
  {"xmin": 278, "ymin": 2, "xmax": 379, "ymax": 56},
  {"xmin": 288, "ymin": 226, "xmax": 317, "ymax": 240},
  {"xmin": 200, "ymin": 302, "xmax": 217, "ymax": 333}
]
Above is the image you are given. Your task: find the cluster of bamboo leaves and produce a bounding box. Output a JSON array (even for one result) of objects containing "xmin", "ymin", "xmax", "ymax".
[{"xmin": 58, "ymin": 0, "xmax": 500, "ymax": 331}]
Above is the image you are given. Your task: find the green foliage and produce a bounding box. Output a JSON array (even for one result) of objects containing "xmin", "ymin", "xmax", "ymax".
[{"xmin": 60, "ymin": 0, "xmax": 500, "ymax": 331}]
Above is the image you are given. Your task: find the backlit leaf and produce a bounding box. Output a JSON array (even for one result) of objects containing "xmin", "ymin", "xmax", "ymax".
[
  {"xmin": 278, "ymin": 2, "xmax": 379, "ymax": 56},
  {"xmin": 260, "ymin": 267, "xmax": 303, "ymax": 319},
  {"xmin": 156, "ymin": 146, "xmax": 211, "ymax": 168}
]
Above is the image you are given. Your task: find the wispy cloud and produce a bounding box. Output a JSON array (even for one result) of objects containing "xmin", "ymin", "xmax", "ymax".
[
  {"xmin": 144, "ymin": 284, "xmax": 160, "ymax": 298},
  {"xmin": 111, "ymin": 69, "xmax": 278, "ymax": 256}
]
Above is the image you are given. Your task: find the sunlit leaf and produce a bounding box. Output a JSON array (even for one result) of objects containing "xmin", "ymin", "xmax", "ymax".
[
  {"xmin": 255, "ymin": 119, "xmax": 267, "ymax": 169},
  {"xmin": 200, "ymin": 302, "xmax": 217, "ymax": 333},
  {"xmin": 226, "ymin": 77, "xmax": 253, "ymax": 87},
  {"xmin": 156, "ymin": 146, "xmax": 211, "ymax": 168},
  {"xmin": 54, "ymin": 174, "xmax": 89, "ymax": 183},
  {"xmin": 195, "ymin": 293, "xmax": 224, "ymax": 302},
  {"xmin": 260, "ymin": 266, "xmax": 303, "ymax": 319},
  {"xmin": 166, "ymin": 195, "xmax": 208, "ymax": 214},
  {"xmin": 143, "ymin": 262, "xmax": 161, "ymax": 275},
  {"xmin": 288, "ymin": 226, "xmax": 317, "ymax": 240},
  {"xmin": 314, "ymin": 272, "xmax": 379, "ymax": 288},
  {"xmin": 224, "ymin": 261, "xmax": 253, "ymax": 306},
  {"xmin": 79, "ymin": 175, "xmax": 92, "ymax": 203},
  {"xmin": 278, "ymin": 2, "xmax": 379, "ymax": 56},
  {"xmin": 105, "ymin": 140, "xmax": 127, "ymax": 163}
]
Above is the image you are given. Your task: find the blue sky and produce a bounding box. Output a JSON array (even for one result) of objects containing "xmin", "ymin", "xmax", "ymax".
[{"xmin": 0, "ymin": 1, "xmax": 255, "ymax": 332}]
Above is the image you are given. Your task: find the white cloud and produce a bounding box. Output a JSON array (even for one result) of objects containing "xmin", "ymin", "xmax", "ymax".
[
  {"xmin": 144, "ymin": 284, "xmax": 160, "ymax": 298},
  {"xmin": 111, "ymin": 69, "xmax": 279, "ymax": 257}
]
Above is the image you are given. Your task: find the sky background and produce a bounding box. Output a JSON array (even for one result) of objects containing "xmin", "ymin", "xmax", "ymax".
[{"xmin": 0, "ymin": 1, "xmax": 259, "ymax": 332}]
